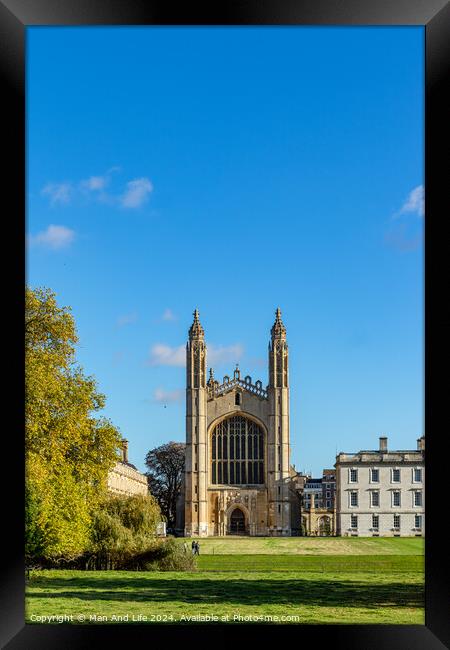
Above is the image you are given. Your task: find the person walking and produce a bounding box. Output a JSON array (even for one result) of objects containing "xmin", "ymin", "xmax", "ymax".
[
  {"xmin": 183, "ymin": 541, "xmax": 188, "ymax": 554},
  {"xmin": 191, "ymin": 539, "xmax": 196, "ymax": 555},
  {"xmin": 196, "ymin": 541, "xmax": 200, "ymax": 556}
]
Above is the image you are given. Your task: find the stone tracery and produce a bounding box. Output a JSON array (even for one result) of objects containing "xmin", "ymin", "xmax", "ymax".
[
  {"xmin": 207, "ymin": 366, "xmax": 268, "ymax": 399},
  {"xmin": 211, "ymin": 415, "xmax": 265, "ymax": 485}
]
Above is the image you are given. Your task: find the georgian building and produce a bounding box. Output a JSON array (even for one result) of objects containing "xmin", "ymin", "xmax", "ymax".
[
  {"xmin": 107, "ymin": 439, "xmax": 149, "ymax": 497},
  {"xmin": 179, "ymin": 308, "xmax": 294, "ymax": 537},
  {"xmin": 335, "ymin": 436, "xmax": 425, "ymax": 537}
]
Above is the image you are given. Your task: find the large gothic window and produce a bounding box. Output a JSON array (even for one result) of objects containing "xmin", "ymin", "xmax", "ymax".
[{"xmin": 211, "ymin": 416, "xmax": 264, "ymax": 485}]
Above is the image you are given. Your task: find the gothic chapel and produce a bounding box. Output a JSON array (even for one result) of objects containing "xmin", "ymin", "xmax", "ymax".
[{"xmin": 177, "ymin": 308, "xmax": 295, "ymax": 537}]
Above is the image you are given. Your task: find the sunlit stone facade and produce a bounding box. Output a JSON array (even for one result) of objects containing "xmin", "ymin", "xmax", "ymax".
[
  {"xmin": 107, "ymin": 439, "xmax": 149, "ymax": 497},
  {"xmin": 180, "ymin": 309, "xmax": 293, "ymax": 537}
]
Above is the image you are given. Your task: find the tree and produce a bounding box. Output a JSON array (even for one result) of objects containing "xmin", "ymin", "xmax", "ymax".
[
  {"xmin": 90, "ymin": 493, "xmax": 161, "ymax": 569},
  {"xmin": 145, "ymin": 442, "xmax": 185, "ymax": 529},
  {"xmin": 25, "ymin": 286, "xmax": 123, "ymax": 561}
]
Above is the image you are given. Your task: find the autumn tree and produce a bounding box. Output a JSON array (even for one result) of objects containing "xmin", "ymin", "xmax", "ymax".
[
  {"xmin": 90, "ymin": 493, "xmax": 162, "ymax": 569},
  {"xmin": 25, "ymin": 286, "xmax": 123, "ymax": 561},
  {"xmin": 144, "ymin": 442, "xmax": 185, "ymax": 529}
]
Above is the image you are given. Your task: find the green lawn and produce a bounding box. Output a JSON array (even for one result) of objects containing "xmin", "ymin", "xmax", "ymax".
[
  {"xmin": 179, "ymin": 536, "xmax": 424, "ymax": 555},
  {"xmin": 26, "ymin": 539, "xmax": 424, "ymax": 625},
  {"xmin": 196, "ymin": 554, "xmax": 423, "ymax": 572}
]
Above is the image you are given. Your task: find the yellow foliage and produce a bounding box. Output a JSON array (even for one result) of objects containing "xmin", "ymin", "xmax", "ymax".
[{"xmin": 26, "ymin": 287, "xmax": 123, "ymax": 560}]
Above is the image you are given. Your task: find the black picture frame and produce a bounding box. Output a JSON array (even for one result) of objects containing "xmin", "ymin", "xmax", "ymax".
[{"xmin": 2, "ymin": 1, "xmax": 449, "ymax": 648}]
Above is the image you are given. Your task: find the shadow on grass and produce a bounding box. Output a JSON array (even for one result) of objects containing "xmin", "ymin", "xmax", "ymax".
[{"xmin": 27, "ymin": 575, "xmax": 424, "ymax": 609}]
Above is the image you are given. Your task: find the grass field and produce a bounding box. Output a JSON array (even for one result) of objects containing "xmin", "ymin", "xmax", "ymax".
[
  {"xmin": 26, "ymin": 538, "xmax": 424, "ymax": 625},
  {"xmin": 178, "ymin": 536, "xmax": 424, "ymax": 555},
  {"xmin": 196, "ymin": 554, "xmax": 423, "ymax": 572}
]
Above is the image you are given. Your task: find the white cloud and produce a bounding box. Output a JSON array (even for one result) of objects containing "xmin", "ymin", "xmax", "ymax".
[
  {"xmin": 386, "ymin": 185, "xmax": 424, "ymax": 253},
  {"xmin": 162, "ymin": 308, "xmax": 176, "ymax": 321},
  {"xmin": 41, "ymin": 182, "xmax": 72, "ymax": 206},
  {"xmin": 80, "ymin": 175, "xmax": 108, "ymax": 191},
  {"xmin": 117, "ymin": 312, "xmax": 138, "ymax": 327},
  {"xmin": 30, "ymin": 224, "xmax": 75, "ymax": 250},
  {"xmin": 80, "ymin": 167, "xmax": 121, "ymax": 193},
  {"xmin": 120, "ymin": 177, "xmax": 153, "ymax": 208},
  {"xmin": 208, "ymin": 344, "xmax": 244, "ymax": 365},
  {"xmin": 395, "ymin": 185, "xmax": 424, "ymax": 218},
  {"xmin": 147, "ymin": 342, "xmax": 244, "ymax": 367},
  {"xmin": 148, "ymin": 344, "xmax": 186, "ymax": 367},
  {"xmin": 42, "ymin": 169, "xmax": 153, "ymax": 210},
  {"xmin": 153, "ymin": 388, "xmax": 184, "ymax": 403}
]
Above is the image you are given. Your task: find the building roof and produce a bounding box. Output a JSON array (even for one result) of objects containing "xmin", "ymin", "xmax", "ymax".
[
  {"xmin": 335, "ymin": 449, "xmax": 424, "ymax": 464},
  {"xmin": 118, "ymin": 460, "xmax": 142, "ymax": 472}
]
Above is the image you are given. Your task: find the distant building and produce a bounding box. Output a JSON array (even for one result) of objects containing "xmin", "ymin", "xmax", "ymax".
[
  {"xmin": 322, "ymin": 469, "xmax": 336, "ymax": 510},
  {"xmin": 335, "ymin": 436, "xmax": 425, "ymax": 537},
  {"xmin": 107, "ymin": 439, "xmax": 149, "ymax": 497},
  {"xmin": 301, "ymin": 470, "xmax": 336, "ymax": 536},
  {"xmin": 304, "ymin": 478, "xmax": 323, "ymax": 509}
]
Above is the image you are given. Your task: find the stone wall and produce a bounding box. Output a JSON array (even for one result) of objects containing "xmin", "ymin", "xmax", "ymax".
[
  {"xmin": 207, "ymin": 389, "xmax": 270, "ymax": 432},
  {"xmin": 302, "ymin": 507, "xmax": 336, "ymax": 536}
]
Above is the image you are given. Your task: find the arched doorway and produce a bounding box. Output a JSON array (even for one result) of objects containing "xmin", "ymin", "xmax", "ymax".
[
  {"xmin": 229, "ymin": 507, "xmax": 246, "ymax": 534},
  {"xmin": 318, "ymin": 516, "xmax": 331, "ymax": 537}
]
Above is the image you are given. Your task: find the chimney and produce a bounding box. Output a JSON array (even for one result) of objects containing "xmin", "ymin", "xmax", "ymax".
[
  {"xmin": 379, "ymin": 436, "xmax": 388, "ymax": 452},
  {"xmin": 122, "ymin": 439, "xmax": 129, "ymax": 463},
  {"xmin": 417, "ymin": 436, "xmax": 425, "ymax": 451}
]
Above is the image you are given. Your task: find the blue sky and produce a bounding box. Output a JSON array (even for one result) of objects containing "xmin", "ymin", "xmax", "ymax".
[{"xmin": 27, "ymin": 27, "xmax": 424, "ymax": 476}]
